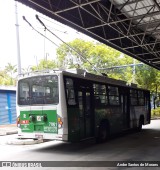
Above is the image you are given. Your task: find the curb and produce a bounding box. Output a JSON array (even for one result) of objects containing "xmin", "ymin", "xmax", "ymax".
[
  {"xmin": 151, "ymin": 117, "xmax": 160, "ymax": 120},
  {"xmin": 0, "ymin": 130, "xmax": 18, "ymax": 136},
  {"xmin": 0, "ymin": 132, "xmax": 7, "ymax": 136},
  {"xmin": 7, "ymin": 138, "xmax": 43, "ymax": 145}
]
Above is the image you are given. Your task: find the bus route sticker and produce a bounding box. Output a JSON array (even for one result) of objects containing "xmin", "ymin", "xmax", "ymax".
[{"xmin": 44, "ymin": 126, "xmax": 57, "ymax": 133}]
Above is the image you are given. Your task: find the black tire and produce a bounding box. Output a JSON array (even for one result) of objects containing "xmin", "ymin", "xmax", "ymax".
[
  {"xmin": 96, "ymin": 122, "xmax": 109, "ymax": 143},
  {"xmin": 137, "ymin": 118, "xmax": 143, "ymax": 132}
]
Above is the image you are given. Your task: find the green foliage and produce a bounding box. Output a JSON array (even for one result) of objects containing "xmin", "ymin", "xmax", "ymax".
[
  {"xmin": 151, "ymin": 107, "xmax": 160, "ymax": 117},
  {"xmin": 1, "ymin": 39, "xmax": 159, "ymax": 92},
  {"xmin": 31, "ymin": 59, "xmax": 58, "ymax": 71},
  {"xmin": 0, "ymin": 63, "xmax": 17, "ymax": 85},
  {"xmin": 56, "ymin": 39, "xmax": 94, "ymax": 69},
  {"xmin": 56, "ymin": 39, "xmax": 134, "ymax": 81},
  {"xmin": 135, "ymin": 65, "xmax": 158, "ymax": 91},
  {"xmin": 56, "ymin": 38, "xmax": 160, "ymax": 92},
  {"xmin": 56, "ymin": 39, "xmax": 133, "ymax": 72},
  {"xmin": 4, "ymin": 63, "xmax": 17, "ymax": 85},
  {"xmin": 5, "ymin": 63, "xmax": 17, "ymax": 75}
]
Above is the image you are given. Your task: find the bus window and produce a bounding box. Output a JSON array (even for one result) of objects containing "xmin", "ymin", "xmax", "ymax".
[
  {"xmin": 108, "ymin": 86, "xmax": 119, "ymax": 105},
  {"xmin": 93, "ymin": 84, "xmax": 108, "ymax": 107},
  {"xmin": 138, "ymin": 91, "xmax": 144, "ymax": 105},
  {"xmin": 18, "ymin": 75, "xmax": 59, "ymax": 105},
  {"xmin": 65, "ymin": 78, "xmax": 76, "ymax": 105},
  {"xmin": 86, "ymin": 92, "xmax": 91, "ymax": 114},
  {"xmin": 19, "ymin": 82, "xmax": 29, "ymax": 105},
  {"xmin": 130, "ymin": 89, "xmax": 138, "ymax": 105},
  {"xmin": 144, "ymin": 92, "xmax": 150, "ymax": 110},
  {"xmin": 32, "ymin": 85, "xmax": 47, "ymax": 96},
  {"xmin": 78, "ymin": 91, "xmax": 83, "ymax": 116}
]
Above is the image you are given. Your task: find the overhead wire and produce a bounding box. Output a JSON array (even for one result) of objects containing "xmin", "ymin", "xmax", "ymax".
[
  {"xmin": 23, "ymin": 16, "xmax": 61, "ymax": 72},
  {"xmin": 22, "ymin": 16, "xmax": 59, "ymax": 48},
  {"xmin": 35, "ymin": 14, "xmax": 102, "ymax": 75},
  {"xmin": 38, "ymin": 15, "xmax": 66, "ymax": 29},
  {"xmin": 23, "ymin": 15, "xmax": 104, "ymax": 75}
]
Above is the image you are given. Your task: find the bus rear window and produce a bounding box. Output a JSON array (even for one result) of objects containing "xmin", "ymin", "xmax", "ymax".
[{"xmin": 18, "ymin": 75, "xmax": 59, "ymax": 105}]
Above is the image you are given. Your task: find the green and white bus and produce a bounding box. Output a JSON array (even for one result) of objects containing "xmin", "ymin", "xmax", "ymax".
[{"xmin": 17, "ymin": 69, "xmax": 151, "ymax": 142}]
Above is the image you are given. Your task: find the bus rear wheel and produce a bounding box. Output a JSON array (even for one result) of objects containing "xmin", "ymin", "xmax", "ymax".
[
  {"xmin": 137, "ymin": 118, "xmax": 143, "ymax": 132},
  {"xmin": 96, "ymin": 122, "xmax": 109, "ymax": 143}
]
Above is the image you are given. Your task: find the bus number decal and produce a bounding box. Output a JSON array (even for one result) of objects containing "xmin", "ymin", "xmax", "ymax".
[{"xmin": 49, "ymin": 122, "xmax": 57, "ymax": 127}]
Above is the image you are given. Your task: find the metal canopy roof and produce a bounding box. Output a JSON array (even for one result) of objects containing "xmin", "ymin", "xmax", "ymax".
[{"xmin": 16, "ymin": 0, "xmax": 160, "ymax": 70}]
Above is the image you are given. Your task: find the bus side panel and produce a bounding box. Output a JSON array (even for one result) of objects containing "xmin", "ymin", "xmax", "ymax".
[
  {"xmin": 130, "ymin": 106, "xmax": 142, "ymax": 128},
  {"xmin": 146, "ymin": 91, "xmax": 151, "ymax": 124},
  {"xmin": 109, "ymin": 107, "xmax": 124, "ymax": 134},
  {"xmin": 67, "ymin": 107, "xmax": 80, "ymax": 142},
  {"xmin": 58, "ymin": 73, "xmax": 68, "ymax": 140},
  {"xmin": 94, "ymin": 107, "xmax": 124, "ymax": 135},
  {"xmin": 63, "ymin": 75, "xmax": 80, "ymax": 142},
  {"xmin": 130, "ymin": 90, "xmax": 151, "ymax": 128}
]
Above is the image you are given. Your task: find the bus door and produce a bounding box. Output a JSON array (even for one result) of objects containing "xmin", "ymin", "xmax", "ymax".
[
  {"xmin": 78, "ymin": 86, "xmax": 94, "ymax": 140},
  {"xmin": 121, "ymin": 91, "xmax": 130, "ymax": 130}
]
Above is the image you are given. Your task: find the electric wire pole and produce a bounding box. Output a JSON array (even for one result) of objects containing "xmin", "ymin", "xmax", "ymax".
[{"xmin": 15, "ymin": 0, "xmax": 21, "ymax": 75}]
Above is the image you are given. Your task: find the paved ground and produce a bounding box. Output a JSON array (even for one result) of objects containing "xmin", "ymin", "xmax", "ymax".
[
  {"xmin": 0, "ymin": 120, "xmax": 160, "ymax": 170},
  {"xmin": 0, "ymin": 124, "xmax": 17, "ymax": 136}
]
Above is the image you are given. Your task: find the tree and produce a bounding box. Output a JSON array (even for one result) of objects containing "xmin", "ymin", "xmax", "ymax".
[
  {"xmin": 57, "ymin": 39, "xmax": 131, "ymax": 72},
  {"xmin": 56, "ymin": 38, "xmax": 133, "ymax": 79},
  {"xmin": 5, "ymin": 63, "xmax": 17, "ymax": 76},
  {"xmin": 56, "ymin": 38, "xmax": 160, "ymax": 92},
  {"xmin": 5, "ymin": 63, "xmax": 17, "ymax": 85},
  {"xmin": 56, "ymin": 39, "xmax": 95, "ymax": 70},
  {"xmin": 31, "ymin": 59, "xmax": 58, "ymax": 71},
  {"xmin": 0, "ymin": 70, "xmax": 11, "ymax": 85},
  {"xmin": 135, "ymin": 65, "xmax": 159, "ymax": 92}
]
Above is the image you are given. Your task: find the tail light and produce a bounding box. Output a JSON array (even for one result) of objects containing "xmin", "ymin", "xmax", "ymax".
[
  {"xmin": 58, "ymin": 117, "xmax": 63, "ymax": 128},
  {"xmin": 17, "ymin": 116, "xmax": 20, "ymax": 127}
]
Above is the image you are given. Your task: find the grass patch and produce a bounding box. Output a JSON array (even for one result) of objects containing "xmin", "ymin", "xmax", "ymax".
[{"xmin": 151, "ymin": 107, "xmax": 160, "ymax": 117}]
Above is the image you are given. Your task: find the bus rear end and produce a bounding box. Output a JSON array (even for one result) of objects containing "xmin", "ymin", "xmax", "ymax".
[{"xmin": 17, "ymin": 74, "xmax": 67, "ymax": 141}]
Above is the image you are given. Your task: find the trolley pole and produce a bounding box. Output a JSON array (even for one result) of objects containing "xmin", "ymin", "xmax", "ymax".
[
  {"xmin": 133, "ymin": 59, "xmax": 136, "ymax": 83},
  {"xmin": 15, "ymin": 0, "xmax": 22, "ymax": 75}
]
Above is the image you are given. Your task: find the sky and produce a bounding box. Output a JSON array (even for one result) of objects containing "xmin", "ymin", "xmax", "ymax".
[{"xmin": 0, "ymin": 0, "xmax": 94, "ymax": 71}]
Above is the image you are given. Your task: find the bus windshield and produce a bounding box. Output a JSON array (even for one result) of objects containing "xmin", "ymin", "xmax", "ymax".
[{"xmin": 18, "ymin": 75, "xmax": 59, "ymax": 105}]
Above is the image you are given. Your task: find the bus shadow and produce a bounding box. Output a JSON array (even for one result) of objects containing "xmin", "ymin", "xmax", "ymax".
[
  {"xmin": 33, "ymin": 139, "xmax": 99, "ymax": 154},
  {"xmin": 33, "ymin": 127, "xmax": 160, "ymax": 154},
  {"xmin": 31, "ymin": 117, "xmax": 160, "ymax": 155}
]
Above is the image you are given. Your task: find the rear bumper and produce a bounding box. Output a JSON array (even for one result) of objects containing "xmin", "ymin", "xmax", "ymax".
[{"xmin": 18, "ymin": 129, "xmax": 68, "ymax": 141}]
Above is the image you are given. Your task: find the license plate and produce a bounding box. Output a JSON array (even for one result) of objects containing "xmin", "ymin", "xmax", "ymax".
[{"xmin": 35, "ymin": 134, "xmax": 43, "ymax": 139}]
